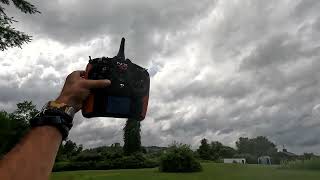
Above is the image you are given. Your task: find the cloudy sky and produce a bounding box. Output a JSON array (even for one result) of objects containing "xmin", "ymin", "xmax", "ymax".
[{"xmin": 1, "ymin": 0, "xmax": 320, "ymax": 154}]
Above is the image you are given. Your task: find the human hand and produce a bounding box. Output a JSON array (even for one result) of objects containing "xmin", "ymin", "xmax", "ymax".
[{"xmin": 56, "ymin": 71, "xmax": 111, "ymax": 111}]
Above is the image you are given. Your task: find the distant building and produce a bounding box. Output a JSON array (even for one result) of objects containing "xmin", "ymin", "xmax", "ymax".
[
  {"xmin": 278, "ymin": 148, "xmax": 298, "ymax": 162},
  {"xmin": 223, "ymin": 158, "xmax": 246, "ymax": 164},
  {"xmin": 111, "ymin": 143, "xmax": 121, "ymax": 148},
  {"xmin": 258, "ymin": 156, "xmax": 272, "ymax": 165},
  {"xmin": 144, "ymin": 146, "xmax": 167, "ymax": 153},
  {"xmin": 280, "ymin": 148, "xmax": 297, "ymax": 157}
]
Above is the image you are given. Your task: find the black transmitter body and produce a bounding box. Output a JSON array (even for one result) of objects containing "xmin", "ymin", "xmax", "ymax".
[{"xmin": 82, "ymin": 38, "xmax": 150, "ymax": 121}]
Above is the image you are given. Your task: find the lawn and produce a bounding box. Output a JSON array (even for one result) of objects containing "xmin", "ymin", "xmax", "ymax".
[{"xmin": 51, "ymin": 163, "xmax": 320, "ymax": 180}]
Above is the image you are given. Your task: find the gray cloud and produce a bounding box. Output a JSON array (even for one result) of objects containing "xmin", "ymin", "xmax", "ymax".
[
  {"xmin": 8, "ymin": 0, "xmax": 216, "ymax": 65},
  {"xmin": 1, "ymin": 0, "xmax": 320, "ymax": 154}
]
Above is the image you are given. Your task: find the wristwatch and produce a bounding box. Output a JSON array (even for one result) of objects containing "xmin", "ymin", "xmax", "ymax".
[{"xmin": 29, "ymin": 101, "xmax": 76, "ymax": 140}]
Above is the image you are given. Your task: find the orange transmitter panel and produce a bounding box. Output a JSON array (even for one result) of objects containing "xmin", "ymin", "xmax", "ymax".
[{"xmin": 82, "ymin": 38, "xmax": 150, "ymax": 121}]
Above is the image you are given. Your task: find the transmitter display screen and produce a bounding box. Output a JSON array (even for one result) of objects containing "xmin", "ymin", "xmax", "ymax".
[{"xmin": 106, "ymin": 96, "xmax": 131, "ymax": 115}]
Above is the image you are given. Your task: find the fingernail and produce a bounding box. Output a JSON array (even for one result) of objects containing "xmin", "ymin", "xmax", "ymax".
[{"xmin": 105, "ymin": 80, "xmax": 111, "ymax": 84}]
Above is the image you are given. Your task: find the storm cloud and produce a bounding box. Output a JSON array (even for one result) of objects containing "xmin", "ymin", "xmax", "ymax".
[{"xmin": 1, "ymin": 0, "xmax": 320, "ymax": 154}]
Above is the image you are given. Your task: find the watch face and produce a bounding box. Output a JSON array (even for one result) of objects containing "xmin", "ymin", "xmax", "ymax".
[
  {"xmin": 50, "ymin": 101, "xmax": 68, "ymax": 108},
  {"xmin": 45, "ymin": 101, "xmax": 76, "ymax": 118}
]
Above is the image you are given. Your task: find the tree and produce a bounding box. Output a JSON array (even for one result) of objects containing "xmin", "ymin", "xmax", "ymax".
[
  {"xmin": 210, "ymin": 141, "xmax": 223, "ymax": 160},
  {"xmin": 9, "ymin": 101, "xmax": 38, "ymax": 141},
  {"xmin": 0, "ymin": 111, "xmax": 14, "ymax": 155},
  {"xmin": 303, "ymin": 153, "xmax": 315, "ymax": 160},
  {"xmin": 220, "ymin": 146, "xmax": 236, "ymax": 158},
  {"xmin": 253, "ymin": 136, "xmax": 277, "ymax": 156},
  {"xmin": 160, "ymin": 143, "xmax": 202, "ymax": 172},
  {"xmin": 197, "ymin": 138, "xmax": 211, "ymax": 160},
  {"xmin": 0, "ymin": 0, "xmax": 40, "ymax": 50},
  {"xmin": 10, "ymin": 101, "xmax": 39, "ymax": 121},
  {"xmin": 63, "ymin": 140, "xmax": 78, "ymax": 156},
  {"xmin": 236, "ymin": 136, "xmax": 277, "ymax": 157},
  {"xmin": 0, "ymin": 101, "xmax": 38, "ymax": 156},
  {"xmin": 56, "ymin": 140, "xmax": 83, "ymax": 161},
  {"xmin": 197, "ymin": 139, "xmax": 237, "ymax": 160},
  {"xmin": 236, "ymin": 137, "xmax": 252, "ymax": 154},
  {"xmin": 123, "ymin": 118, "xmax": 141, "ymax": 155}
]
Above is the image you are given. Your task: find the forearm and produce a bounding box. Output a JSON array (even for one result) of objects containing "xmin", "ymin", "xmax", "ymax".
[
  {"xmin": 0, "ymin": 126, "xmax": 62, "ymax": 180},
  {"xmin": 0, "ymin": 71, "xmax": 110, "ymax": 180}
]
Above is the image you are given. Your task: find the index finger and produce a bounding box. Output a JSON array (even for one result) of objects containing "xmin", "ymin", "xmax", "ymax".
[{"xmin": 81, "ymin": 79, "xmax": 111, "ymax": 89}]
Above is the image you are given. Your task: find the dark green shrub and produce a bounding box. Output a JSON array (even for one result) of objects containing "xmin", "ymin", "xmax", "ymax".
[
  {"xmin": 111, "ymin": 153, "xmax": 158, "ymax": 169},
  {"xmin": 53, "ymin": 161, "xmax": 97, "ymax": 171},
  {"xmin": 73, "ymin": 152, "xmax": 104, "ymax": 162},
  {"xmin": 159, "ymin": 144, "xmax": 202, "ymax": 172},
  {"xmin": 52, "ymin": 162, "xmax": 70, "ymax": 171},
  {"xmin": 52, "ymin": 153, "xmax": 159, "ymax": 172}
]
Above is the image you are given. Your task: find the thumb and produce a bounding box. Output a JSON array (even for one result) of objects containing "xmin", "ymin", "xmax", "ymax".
[{"xmin": 82, "ymin": 79, "xmax": 111, "ymax": 89}]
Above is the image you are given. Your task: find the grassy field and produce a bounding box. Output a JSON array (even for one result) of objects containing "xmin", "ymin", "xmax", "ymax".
[{"xmin": 51, "ymin": 163, "xmax": 320, "ymax": 180}]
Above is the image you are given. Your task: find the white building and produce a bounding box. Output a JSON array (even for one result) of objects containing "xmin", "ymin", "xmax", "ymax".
[{"xmin": 223, "ymin": 158, "xmax": 246, "ymax": 164}]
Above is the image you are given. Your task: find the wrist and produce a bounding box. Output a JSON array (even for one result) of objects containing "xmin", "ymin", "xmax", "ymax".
[
  {"xmin": 56, "ymin": 96, "xmax": 72, "ymax": 106},
  {"xmin": 44, "ymin": 100, "xmax": 77, "ymax": 120},
  {"xmin": 30, "ymin": 114, "xmax": 72, "ymax": 140},
  {"xmin": 29, "ymin": 101, "xmax": 76, "ymax": 140},
  {"xmin": 56, "ymin": 95, "xmax": 81, "ymax": 112}
]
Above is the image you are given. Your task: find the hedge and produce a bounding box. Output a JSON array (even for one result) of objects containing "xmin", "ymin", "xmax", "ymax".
[
  {"xmin": 159, "ymin": 144, "xmax": 202, "ymax": 172},
  {"xmin": 53, "ymin": 155, "xmax": 158, "ymax": 172}
]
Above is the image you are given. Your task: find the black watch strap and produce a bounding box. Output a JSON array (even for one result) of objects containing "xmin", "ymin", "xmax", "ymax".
[
  {"xmin": 29, "ymin": 101, "xmax": 75, "ymax": 140},
  {"xmin": 30, "ymin": 115, "xmax": 72, "ymax": 140}
]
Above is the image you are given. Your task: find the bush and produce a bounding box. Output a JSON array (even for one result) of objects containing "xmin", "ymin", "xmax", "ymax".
[
  {"xmin": 280, "ymin": 158, "xmax": 320, "ymax": 170},
  {"xmin": 73, "ymin": 152, "xmax": 104, "ymax": 162},
  {"xmin": 52, "ymin": 153, "xmax": 159, "ymax": 172},
  {"xmin": 159, "ymin": 144, "xmax": 202, "ymax": 172},
  {"xmin": 53, "ymin": 161, "xmax": 97, "ymax": 171}
]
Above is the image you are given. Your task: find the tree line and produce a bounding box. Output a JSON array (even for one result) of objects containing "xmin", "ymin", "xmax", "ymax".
[
  {"xmin": 0, "ymin": 101, "xmax": 317, "ymax": 171},
  {"xmin": 0, "ymin": 101, "xmax": 143, "ymax": 155},
  {"xmin": 0, "ymin": 101, "xmax": 156, "ymax": 171},
  {"xmin": 197, "ymin": 136, "xmax": 278, "ymax": 163}
]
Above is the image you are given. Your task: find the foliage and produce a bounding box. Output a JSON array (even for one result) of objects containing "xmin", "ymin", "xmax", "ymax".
[
  {"xmin": 220, "ymin": 146, "xmax": 237, "ymax": 158},
  {"xmin": 54, "ymin": 142, "xmax": 160, "ymax": 171},
  {"xmin": 303, "ymin": 153, "xmax": 316, "ymax": 160},
  {"xmin": 0, "ymin": 0, "xmax": 40, "ymax": 50},
  {"xmin": 53, "ymin": 153, "xmax": 158, "ymax": 172},
  {"xmin": 53, "ymin": 161, "xmax": 97, "ymax": 171},
  {"xmin": 0, "ymin": 111, "xmax": 14, "ymax": 155},
  {"xmin": 73, "ymin": 151, "xmax": 104, "ymax": 162},
  {"xmin": 209, "ymin": 141, "xmax": 224, "ymax": 160},
  {"xmin": 197, "ymin": 138, "xmax": 211, "ymax": 160},
  {"xmin": 159, "ymin": 143, "xmax": 202, "ymax": 172},
  {"xmin": 56, "ymin": 140, "xmax": 83, "ymax": 162},
  {"xmin": 123, "ymin": 118, "xmax": 141, "ymax": 155},
  {"xmin": 197, "ymin": 138, "xmax": 236, "ymax": 161},
  {"xmin": 56, "ymin": 143, "xmax": 123, "ymax": 163},
  {"xmin": 104, "ymin": 144, "xmax": 124, "ymax": 159},
  {"xmin": 0, "ymin": 101, "xmax": 38, "ymax": 156},
  {"xmin": 236, "ymin": 136, "xmax": 277, "ymax": 157},
  {"xmin": 280, "ymin": 158, "xmax": 320, "ymax": 170},
  {"xmin": 11, "ymin": 101, "xmax": 39, "ymax": 122}
]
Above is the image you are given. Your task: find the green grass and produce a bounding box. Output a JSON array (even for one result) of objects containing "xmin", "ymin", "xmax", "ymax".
[{"xmin": 51, "ymin": 163, "xmax": 320, "ymax": 180}]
